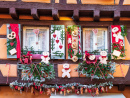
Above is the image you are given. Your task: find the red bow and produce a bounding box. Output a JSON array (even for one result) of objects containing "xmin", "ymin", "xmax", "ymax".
[{"xmin": 64, "ymin": 68, "xmax": 69, "ymax": 70}]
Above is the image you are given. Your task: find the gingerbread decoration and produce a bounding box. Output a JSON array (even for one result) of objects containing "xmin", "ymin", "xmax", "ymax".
[
  {"xmin": 41, "ymin": 52, "xmax": 50, "ymax": 64},
  {"xmin": 99, "ymin": 51, "xmax": 107, "ymax": 64},
  {"xmin": 62, "ymin": 64, "xmax": 71, "ymax": 78}
]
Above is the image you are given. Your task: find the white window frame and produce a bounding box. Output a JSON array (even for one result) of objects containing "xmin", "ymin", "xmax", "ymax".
[
  {"xmin": 83, "ymin": 28, "xmax": 108, "ymax": 52},
  {"xmin": 23, "ymin": 26, "xmax": 49, "ymax": 52}
]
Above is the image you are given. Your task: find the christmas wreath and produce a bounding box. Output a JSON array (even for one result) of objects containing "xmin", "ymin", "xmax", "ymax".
[{"xmin": 21, "ymin": 62, "xmax": 55, "ymax": 82}]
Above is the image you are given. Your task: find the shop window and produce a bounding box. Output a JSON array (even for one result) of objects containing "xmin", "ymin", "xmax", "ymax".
[
  {"xmin": 23, "ymin": 26, "xmax": 49, "ymax": 52},
  {"xmin": 83, "ymin": 28, "xmax": 108, "ymax": 53}
]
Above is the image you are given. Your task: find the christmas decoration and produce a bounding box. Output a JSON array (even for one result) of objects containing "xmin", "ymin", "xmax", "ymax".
[
  {"xmin": 111, "ymin": 25, "xmax": 126, "ymax": 59},
  {"xmin": 84, "ymin": 51, "xmax": 97, "ymax": 64},
  {"xmin": 41, "ymin": 52, "xmax": 50, "ymax": 64},
  {"xmin": 99, "ymin": 51, "xmax": 107, "ymax": 64},
  {"xmin": 6, "ymin": 24, "xmax": 21, "ymax": 58},
  {"xmin": 9, "ymin": 48, "xmax": 17, "ymax": 55},
  {"xmin": 7, "ymin": 31, "xmax": 16, "ymax": 39},
  {"xmin": 20, "ymin": 51, "xmax": 32, "ymax": 64},
  {"xmin": 67, "ymin": 25, "xmax": 82, "ymax": 62},
  {"xmin": 76, "ymin": 51, "xmax": 115, "ymax": 80},
  {"xmin": 62, "ymin": 64, "xmax": 71, "ymax": 78},
  {"xmin": 51, "ymin": 25, "xmax": 65, "ymax": 59},
  {"xmin": 10, "ymin": 81, "xmax": 113, "ymax": 97},
  {"xmin": 21, "ymin": 62, "xmax": 55, "ymax": 82}
]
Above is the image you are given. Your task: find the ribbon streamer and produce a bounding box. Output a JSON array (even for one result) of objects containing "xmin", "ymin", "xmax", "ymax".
[
  {"xmin": 5, "ymin": 63, "xmax": 11, "ymax": 84},
  {"xmin": 10, "ymin": 24, "xmax": 21, "ymax": 58}
]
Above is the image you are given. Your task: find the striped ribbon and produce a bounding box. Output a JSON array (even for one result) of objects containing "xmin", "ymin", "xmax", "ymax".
[
  {"xmin": 5, "ymin": 63, "xmax": 11, "ymax": 84},
  {"xmin": 78, "ymin": 27, "xmax": 81, "ymax": 54}
]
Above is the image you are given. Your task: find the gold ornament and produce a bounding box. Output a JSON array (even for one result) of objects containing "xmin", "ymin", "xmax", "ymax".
[
  {"xmin": 72, "ymin": 86, "xmax": 75, "ymax": 90},
  {"xmin": 64, "ymin": 89, "xmax": 66, "ymax": 96},
  {"xmin": 80, "ymin": 87, "xmax": 83, "ymax": 95},
  {"xmin": 72, "ymin": 42, "xmax": 77, "ymax": 49},
  {"xmin": 18, "ymin": 87, "xmax": 21, "ymax": 91},
  {"xmin": 60, "ymin": 91, "xmax": 63, "ymax": 95},
  {"xmin": 85, "ymin": 88, "xmax": 88, "ymax": 93},
  {"xmin": 71, "ymin": 56, "xmax": 78, "ymax": 62},
  {"xmin": 31, "ymin": 87, "xmax": 34, "ymax": 94},
  {"xmin": 96, "ymin": 88, "xmax": 99, "ymax": 95}
]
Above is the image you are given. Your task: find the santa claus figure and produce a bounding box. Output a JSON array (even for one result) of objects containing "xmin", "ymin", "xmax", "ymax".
[{"xmin": 84, "ymin": 51, "xmax": 97, "ymax": 64}]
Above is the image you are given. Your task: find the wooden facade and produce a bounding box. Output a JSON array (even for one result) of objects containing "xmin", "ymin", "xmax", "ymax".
[{"xmin": 0, "ymin": 0, "xmax": 130, "ymax": 94}]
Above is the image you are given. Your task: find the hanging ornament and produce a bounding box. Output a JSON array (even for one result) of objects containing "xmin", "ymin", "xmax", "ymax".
[
  {"xmin": 56, "ymin": 37, "xmax": 59, "ymax": 44},
  {"xmin": 59, "ymin": 43, "xmax": 63, "ymax": 49},
  {"xmin": 67, "ymin": 89, "xmax": 71, "ymax": 94},
  {"xmin": 51, "ymin": 88, "xmax": 55, "ymax": 92},
  {"xmin": 33, "ymin": 29, "xmax": 39, "ymax": 35},
  {"xmin": 75, "ymin": 89, "xmax": 80, "ymax": 95},
  {"xmin": 7, "ymin": 31, "xmax": 16, "ymax": 40},
  {"xmin": 101, "ymin": 87, "xmax": 105, "ymax": 92},
  {"xmin": 9, "ymin": 48, "xmax": 17, "ymax": 55},
  {"xmin": 92, "ymin": 29, "xmax": 98, "ymax": 35},
  {"xmin": 96, "ymin": 88, "xmax": 99, "ymax": 96},
  {"xmin": 64, "ymin": 89, "xmax": 66, "ymax": 96},
  {"xmin": 53, "ymin": 32, "xmax": 57, "ymax": 38},
  {"xmin": 85, "ymin": 88, "xmax": 88, "ymax": 93},
  {"xmin": 31, "ymin": 87, "xmax": 34, "ymax": 94},
  {"xmin": 80, "ymin": 87, "xmax": 83, "ymax": 95},
  {"xmin": 71, "ymin": 56, "xmax": 78, "ymax": 62},
  {"xmin": 71, "ymin": 86, "xmax": 75, "ymax": 90},
  {"xmin": 106, "ymin": 87, "xmax": 108, "ymax": 93},
  {"xmin": 60, "ymin": 91, "xmax": 63, "ymax": 95},
  {"xmin": 72, "ymin": 30, "xmax": 78, "ymax": 37},
  {"xmin": 55, "ymin": 90, "xmax": 56, "ymax": 95},
  {"xmin": 72, "ymin": 42, "xmax": 77, "ymax": 49},
  {"xmin": 47, "ymin": 89, "xmax": 51, "ymax": 96},
  {"xmin": 10, "ymin": 42, "xmax": 14, "ymax": 46}
]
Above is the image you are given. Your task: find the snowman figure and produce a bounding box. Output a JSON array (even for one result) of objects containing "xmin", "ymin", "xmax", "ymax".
[
  {"xmin": 62, "ymin": 64, "xmax": 71, "ymax": 78},
  {"xmin": 99, "ymin": 51, "xmax": 107, "ymax": 64},
  {"xmin": 41, "ymin": 52, "xmax": 50, "ymax": 64}
]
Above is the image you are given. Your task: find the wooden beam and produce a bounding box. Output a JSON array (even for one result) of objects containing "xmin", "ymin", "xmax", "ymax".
[
  {"xmin": 114, "ymin": 10, "xmax": 120, "ymax": 21},
  {"xmin": 31, "ymin": 8, "xmax": 39, "ymax": 20},
  {"xmin": 59, "ymin": 0, "xmax": 66, "ymax": 4},
  {"xmin": 119, "ymin": 0, "xmax": 124, "ymax": 5},
  {"xmin": 94, "ymin": 10, "xmax": 100, "ymax": 22},
  {"xmin": 9, "ymin": 7, "xmax": 18, "ymax": 20},
  {"xmin": 73, "ymin": 9, "xmax": 79, "ymax": 21},
  {"xmin": 118, "ymin": 84, "xmax": 125, "ymax": 91},
  {"xmin": 52, "ymin": 9, "xmax": 59, "ymax": 21}
]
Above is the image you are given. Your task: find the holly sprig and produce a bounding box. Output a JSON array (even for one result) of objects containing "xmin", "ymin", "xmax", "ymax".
[
  {"xmin": 52, "ymin": 51, "xmax": 64, "ymax": 58},
  {"xmin": 51, "ymin": 38, "xmax": 55, "ymax": 51},
  {"xmin": 6, "ymin": 38, "xmax": 17, "ymax": 55},
  {"xmin": 59, "ymin": 30, "xmax": 65, "ymax": 44}
]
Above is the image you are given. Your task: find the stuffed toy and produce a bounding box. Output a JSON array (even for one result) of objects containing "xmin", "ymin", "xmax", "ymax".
[
  {"xmin": 62, "ymin": 64, "xmax": 71, "ymax": 78},
  {"xmin": 41, "ymin": 52, "xmax": 50, "ymax": 64},
  {"xmin": 99, "ymin": 51, "xmax": 107, "ymax": 64}
]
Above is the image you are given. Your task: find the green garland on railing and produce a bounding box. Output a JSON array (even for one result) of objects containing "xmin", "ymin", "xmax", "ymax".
[
  {"xmin": 21, "ymin": 62, "xmax": 55, "ymax": 82},
  {"xmin": 76, "ymin": 61, "xmax": 115, "ymax": 79}
]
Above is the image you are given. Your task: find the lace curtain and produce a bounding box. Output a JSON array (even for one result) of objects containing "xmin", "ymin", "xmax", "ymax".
[
  {"xmin": 84, "ymin": 29, "xmax": 106, "ymax": 52},
  {"xmin": 24, "ymin": 29, "xmax": 48, "ymax": 51}
]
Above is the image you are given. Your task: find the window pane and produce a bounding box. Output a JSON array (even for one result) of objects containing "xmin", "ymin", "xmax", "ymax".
[
  {"xmin": 83, "ymin": 28, "xmax": 107, "ymax": 52},
  {"xmin": 23, "ymin": 27, "xmax": 49, "ymax": 52}
]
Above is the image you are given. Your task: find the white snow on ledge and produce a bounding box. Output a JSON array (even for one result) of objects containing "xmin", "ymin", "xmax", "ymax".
[{"xmin": 50, "ymin": 93, "xmax": 126, "ymax": 98}]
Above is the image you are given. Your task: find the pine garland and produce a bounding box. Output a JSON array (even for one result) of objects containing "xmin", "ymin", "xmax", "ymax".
[
  {"xmin": 21, "ymin": 62, "xmax": 55, "ymax": 82},
  {"xmin": 10, "ymin": 80, "xmax": 113, "ymax": 89},
  {"xmin": 76, "ymin": 61, "xmax": 115, "ymax": 79}
]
